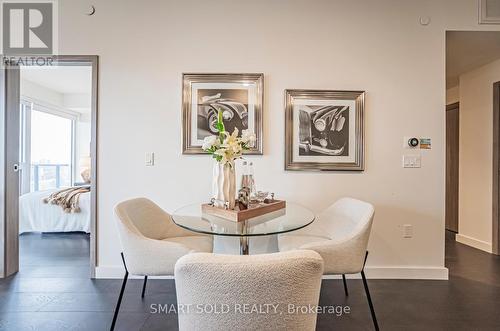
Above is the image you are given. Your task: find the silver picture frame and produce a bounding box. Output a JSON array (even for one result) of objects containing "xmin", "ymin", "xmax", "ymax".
[
  {"xmin": 479, "ymin": 0, "xmax": 500, "ymax": 24},
  {"xmin": 285, "ymin": 89, "xmax": 365, "ymax": 171},
  {"xmin": 182, "ymin": 73, "xmax": 264, "ymax": 155}
]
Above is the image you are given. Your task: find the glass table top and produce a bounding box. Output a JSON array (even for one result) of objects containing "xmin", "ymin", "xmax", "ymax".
[{"xmin": 172, "ymin": 202, "xmax": 315, "ymax": 237}]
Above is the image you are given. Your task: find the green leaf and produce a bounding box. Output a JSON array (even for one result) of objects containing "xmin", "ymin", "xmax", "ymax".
[{"xmin": 216, "ymin": 110, "xmax": 225, "ymax": 133}]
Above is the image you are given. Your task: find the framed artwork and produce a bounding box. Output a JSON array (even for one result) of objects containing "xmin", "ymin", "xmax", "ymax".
[
  {"xmin": 479, "ymin": 0, "xmax": 500, "ymax": 24},
  {"xmin": 182, "ymin": 73, "xmax": 264, "ymax": 154},
  {"xmin": 285, "ymin": 89, "xmax": 365, "ymax": 171}
]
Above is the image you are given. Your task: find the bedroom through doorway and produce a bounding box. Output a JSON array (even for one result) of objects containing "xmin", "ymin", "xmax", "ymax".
[{"xmin": 18, "ymin": 65, "xmax": 93, "ymax": 277}]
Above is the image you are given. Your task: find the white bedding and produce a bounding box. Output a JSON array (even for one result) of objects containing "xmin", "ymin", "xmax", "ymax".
[{"xmin": 19, "ymin": 189, "xmax": 91, "ymax": 234}]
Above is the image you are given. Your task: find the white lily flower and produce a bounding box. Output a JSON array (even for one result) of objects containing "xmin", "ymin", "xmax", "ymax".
[
  {"xmin": 202, "ymin": 135, "xmax": 218, "ymax": 150},
  {"xmin": 241, "ymin": 129, "xmax": 256, "ymax": 147},
  {"xmin": 205, "ymin": 127, "xmax": 255, "ymax": 164}
]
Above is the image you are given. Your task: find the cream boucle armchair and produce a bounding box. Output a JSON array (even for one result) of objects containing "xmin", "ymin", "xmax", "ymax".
[
  {"xmin": 174, "ymin": 250, "xmax": 324, "ymax": 331},
  {"xmin": 279, "ymin": 197, "xmax": 378, "ymax": 330},
  {"xmin": 110, "ymin": 197, "xmax": 213, "ymax": 330}
]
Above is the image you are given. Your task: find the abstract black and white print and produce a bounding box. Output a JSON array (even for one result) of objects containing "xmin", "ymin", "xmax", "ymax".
[
  {"xmin": 196, "ymin": 88, "xmax": 249, "ymax": 140},
  {"xmin": 285, "ymin": 89, "xmax": 364, "ymax": 171},
  {"xmin": 298, "ymin": 105, "xmax": 350, "ymax": 156},
  {"xmin": 182, "ymin": 73, "xmax": 263, "ymax": 155}
]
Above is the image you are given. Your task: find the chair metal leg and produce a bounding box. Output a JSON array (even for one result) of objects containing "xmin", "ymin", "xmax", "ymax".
[
  {"xmin": 141, "ymin": 276, "xmax": 148, "ymax": 298},
  {"xmin": 342, "ymin": 274, "xmax": 349, "ymax": 296},
  {"xmin": 361, "ymin": 252, "xmax": 379, "ymax": 331},
  {"xmin": 110, "ymin": 253, "xmax": 128, "ymax": 331}
]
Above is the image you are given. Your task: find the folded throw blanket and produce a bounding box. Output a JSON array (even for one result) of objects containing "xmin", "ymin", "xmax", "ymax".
[{"xmin": 43, "ymin": 186, "xmax": 90, "ymax": 213}]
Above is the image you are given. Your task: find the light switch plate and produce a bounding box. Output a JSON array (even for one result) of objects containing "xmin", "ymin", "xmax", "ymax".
[
  {"xmin": 402, "ymin": 155, "xmax": 421, "ymax": 168},
  {"xmin": 145, "ymin": 152, "xmax": 155, "ymax": 166},
  {"xmin": 402, "ymin": 224, "xmax": 413, "ymax": 238}
]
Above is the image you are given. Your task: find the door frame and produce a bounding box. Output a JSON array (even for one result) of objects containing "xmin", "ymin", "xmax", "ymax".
[
  {"xmin": 0, "ymin": 62, "xmax": 20, "ymax": 278},
  {"xmin": 0, "ymin": 55, "xmax": 99, "ymax": 277},
  {"xmin": 493, "ymin": 81, "xmax": 500, "ymax": 255},
  {"xmin": 446, "ymin": 102, "xmax": 460, "ymax": 233}
]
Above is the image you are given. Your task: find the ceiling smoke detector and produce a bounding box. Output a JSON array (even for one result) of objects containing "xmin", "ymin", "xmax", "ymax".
[{"xmin": 85, "ymin": 5, "xmax": 95, "ymax": 16}]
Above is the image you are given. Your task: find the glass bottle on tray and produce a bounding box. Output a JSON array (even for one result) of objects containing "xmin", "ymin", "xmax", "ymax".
[
  {"xmin": 240, "ymin": 161, "xmax": 249, "ymax": 190},
  {"xmin": 247, "ymin": 162, "xmax": 256, "ymax": 198}
]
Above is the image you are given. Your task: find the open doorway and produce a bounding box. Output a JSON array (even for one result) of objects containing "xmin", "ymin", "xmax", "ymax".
[
  {"xmin": 18, "ymin": 66, "xmax": 93, "ymax": 277},
  {"xmin": 0, "ymin": 56, "xmax": 98, "ymax": 278},
  {"xmin": 446, "ymin": 31, "xmax": 500, "ymax": 255}
]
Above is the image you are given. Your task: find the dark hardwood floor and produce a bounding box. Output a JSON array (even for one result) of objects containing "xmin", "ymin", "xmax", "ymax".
[{"xmin": 0, "ymin": 231, "xmax": 499, "ymax": 330}]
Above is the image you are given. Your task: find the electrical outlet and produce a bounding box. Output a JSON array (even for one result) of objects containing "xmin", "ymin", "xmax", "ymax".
[{"xmin": 402, "ymin": 224, "xmax": 413, "ymax": 238}]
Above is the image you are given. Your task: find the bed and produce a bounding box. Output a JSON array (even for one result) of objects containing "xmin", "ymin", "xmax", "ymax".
[{"xmin": 19, "ymin": 188, "xmax": 91, "ymax": 234}]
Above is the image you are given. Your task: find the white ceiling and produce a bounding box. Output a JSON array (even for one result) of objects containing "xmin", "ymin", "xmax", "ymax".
[
  {"xmin": 447, "ymin": 31, "xmax": 500, "ymax": 89},
  {"xmin": 20, "ymin": 66, "xmax": 92, "ymax": 94}
]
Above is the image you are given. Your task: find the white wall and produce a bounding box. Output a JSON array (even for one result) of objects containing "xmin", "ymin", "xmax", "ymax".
[
  {"xmin": 57, "ymin": 0, "xmax": 500, "ymax": 279},
  {"xmin": 457, "ymin": 58, "xmax": 500, "ymax": 252}
]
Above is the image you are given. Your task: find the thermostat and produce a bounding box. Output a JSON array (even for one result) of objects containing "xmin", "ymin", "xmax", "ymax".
[{"xmin": 408, "ymin": 137, "xmax": 419, "ymax": 148}]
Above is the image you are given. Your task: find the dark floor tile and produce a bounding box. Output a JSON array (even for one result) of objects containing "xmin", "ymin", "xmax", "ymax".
[
  {"xmin": 39, "ymin": 292, "xmax": 118, "ymax": 312},
  {"xmin": 0, "ymin": 312, "xmax": 148, "ymax": 331},
  {"xmin": 0, "ymin": 293, "xmax": 58, "ymax": 312},
  {"xmin": 1, "ymin": 229, "xmax": 500, "ymax": 330},
  {"xmin": 17, "ymin": 265, "xmax": 90, "ymax": 278},
  {"xmin": 140, "ymin": 313, "xmax": 179, "ymax": 331},
  {"xmin": 121, "ymin": 292, "xmax": 177, "ymax": 313},
  {"xmin": 317, "ymin": 318, "xmax": 371, "ymax": 331},
  {"xmin": 38, "ymin": 290, "xmax": 177, "ymax": 313},
  {"xmin": 113, "ymin": 312, "xmax": 150, "ymax": 331},
  {"xmin": 20, "ymin": 256, "xmax": 90, "ymax": 267},
  {"xmin": 105, "ymin": 279, "xmax": 176, "ymax": 295},
  {"xmin": 11, "ymin": 278, "xmax": 91, "ymax": 293},
  {"xmin": 0, "ymin": 277, "xmax": 18, "ymax": 294}
]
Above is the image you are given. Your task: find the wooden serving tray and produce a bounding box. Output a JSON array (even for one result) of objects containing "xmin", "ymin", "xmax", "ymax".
[{"xmin": 202, "ymin": 200, "xmax": 286, "ymax": 222}]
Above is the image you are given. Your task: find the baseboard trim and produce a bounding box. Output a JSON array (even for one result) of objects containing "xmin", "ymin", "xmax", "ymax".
[
  {"xmin": 456, "ymin": 234, "xmax": 492, "ymax": 253},
  {"xmin": 96, "ymin": 265, "xmax": 448, "ymax": 280},
  {"xmin": 358, "ymin": 266, "xmax": 447, "ymax": 280}
]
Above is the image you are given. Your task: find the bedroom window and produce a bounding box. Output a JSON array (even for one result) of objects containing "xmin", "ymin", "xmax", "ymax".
[{"xmin": 20, "ymin": 100, "xmax": 77, "ymax": 193}]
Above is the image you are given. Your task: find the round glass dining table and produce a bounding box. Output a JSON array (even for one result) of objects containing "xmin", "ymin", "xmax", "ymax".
[{"xmin": 172, "ymin": 202, "xmax": 315, "ymax": 255}]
